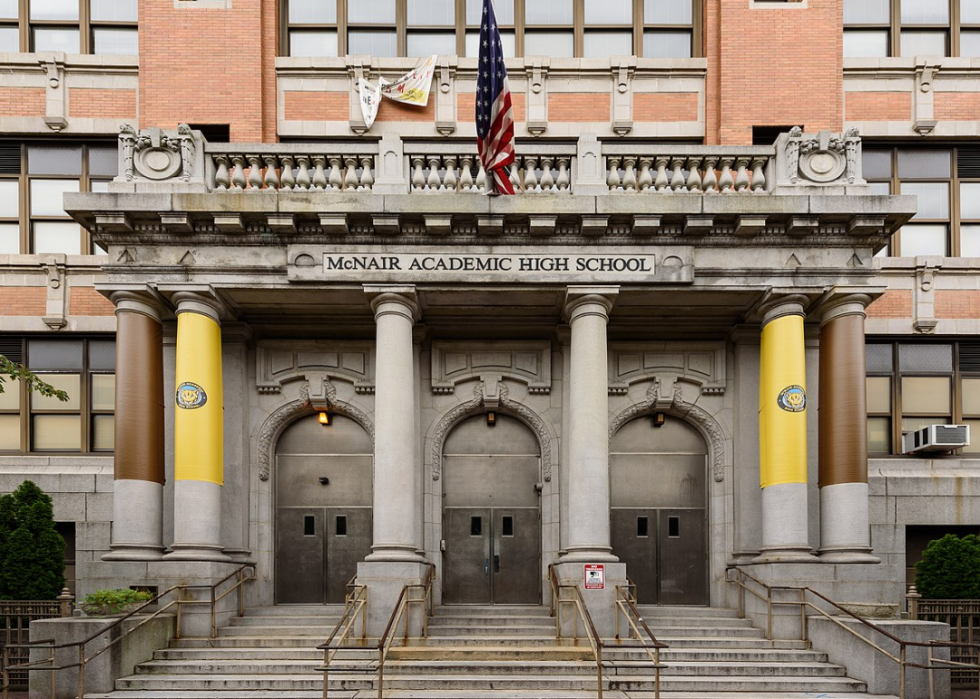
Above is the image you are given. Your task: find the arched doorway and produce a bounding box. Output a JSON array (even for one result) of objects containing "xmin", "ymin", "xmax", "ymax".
[
  {"xmin": 442, "ymin": 414, "xmax": 541, "ymax": 605},
  {"xmin": 275, "ymin": 414, "xmax": 373, "ymax": 604},
  {"xmin": 611, "ymin": 416, "xmax": 708, "ymax": 605}
]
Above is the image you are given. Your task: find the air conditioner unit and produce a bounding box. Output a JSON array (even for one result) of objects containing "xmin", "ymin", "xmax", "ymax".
[{"xmin": 902, "ymin": 424, "xmax": 971, "ymax": 454}]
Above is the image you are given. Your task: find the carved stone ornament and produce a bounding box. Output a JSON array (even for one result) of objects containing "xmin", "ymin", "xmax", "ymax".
[
  {"xmin": 784, "ymin": 127, "xmax": 861, "ymax": 185},
  {"xmin": 429, "ymin": 382, "xmax": 554, "ymax": 483},
  {"xmin": 256, "ymin": 379, "xmax": 375, "ymax": 481},
  {"xmin": 120, "ymin": 124, "xmax": 196, "ymax": 182},
  {"xmin": 609, "ymin": 380, "xmax": 729, "ymax": 483}
]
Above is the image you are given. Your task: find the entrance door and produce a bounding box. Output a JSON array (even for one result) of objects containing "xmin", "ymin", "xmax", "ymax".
[
  {"xmin": 611, "ymin": 417, "xmax": 708, "ymax": 605},
  {"xmin": 275, "ymin": 414, "xmax": 373, "ymax": 604},
  {"xmin": 442, "ymin": 415, "xmax": 541, "ymax": 605}
]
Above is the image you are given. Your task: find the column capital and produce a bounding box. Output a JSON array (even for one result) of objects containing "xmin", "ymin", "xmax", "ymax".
[
  {"xmin": 757, "ymin": 293, "xmax": 810, "ymax": 326},
  {"xmin": 171, "ymin": 290, "xmax": 226, "ymax": 324},
  {"xmin": 365, "ymin": 284, "xmax": 419, "ymax": 322},
  {"xmin": 814, "ymin": 286, "xmax": 885, "ymax": 326},
  {"xmin": 563, "ymin": 286, "xmax": 619, "ymax": 322},
  {"xmin": 109, "ymin": 289, "xmax": 168, "ymax": 323}
]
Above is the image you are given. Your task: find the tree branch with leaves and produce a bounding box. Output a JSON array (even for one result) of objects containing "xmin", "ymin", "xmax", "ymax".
[{"xmin": 0, "ymin": 355, "xmax": 70, "ymax": 402}]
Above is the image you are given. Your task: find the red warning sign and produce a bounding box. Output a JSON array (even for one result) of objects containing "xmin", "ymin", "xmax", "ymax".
[{"xmin": 584, "ymin": 564, "xmax": 604, "ymax": 590}]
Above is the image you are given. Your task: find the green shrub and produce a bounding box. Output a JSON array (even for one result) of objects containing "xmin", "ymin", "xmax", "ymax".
[
  {"xmin": 0, "ymin": 480, "xmax": 65, "ymax": 600},
  {"xmin": 914, "ymin": 533, "xmax": 980, "ymax": 599},
  {"xmin": 82, "ymin": 588, "xmax": 154, "ymax": 614}
]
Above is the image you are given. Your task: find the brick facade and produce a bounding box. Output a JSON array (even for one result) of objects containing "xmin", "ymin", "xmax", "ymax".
[
  {"xmin": 284, "ymin": 92, "xmax": 349, "ymax": 122},
  {"xmin": 0, "ymin": 287, "xmax": 46, "ymax": 316},
  {"xmin": 70, "ymin": 89, "xmax": 137, "ymax": 120},
  {"xmin": 634, "ymin": 93, "xmax": 699, "ymax": 123},
  {"xmin": 866, "ymin": 290, "xmax": 913, "ymax": 319},
  {"xmin": 935, "ymin": 92, "xmax": 980, "ymax": 122},
  {"xmin": 935, "ymin": 290, "xmax": 980, "ymax": 319},
  {"xmin": 845, "ymin": 92, "xmax": 911, "ymax": 122},
  {"xmin": 0, "ymin": 88, "xmax": 45, "ymax": 117},
  {"xmin": 68, "ymin": 287, "xmax": 115, "ymax": 317}
]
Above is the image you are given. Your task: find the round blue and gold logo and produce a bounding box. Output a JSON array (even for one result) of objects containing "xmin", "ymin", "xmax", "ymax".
[
  {"xmin": 176, "ymin": 382, "xmax": 207, "ymax": 410},
  {"xmin": 777, "ymin": 385, "xmax": 806, "ymax": 412}
]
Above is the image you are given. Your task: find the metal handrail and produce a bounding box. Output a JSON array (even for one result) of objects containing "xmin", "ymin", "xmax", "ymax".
[
  {"xmin": 318, "ymin": 563, "xmax": 435, "ymax": 699},
  {"xmin": 0, "ymin": 564, "xmax": 256, "ymax": 699},
  {"xmin": 614, "ymin": 581, "xmax": 667, "ymax": 699},
  {"xmin": 726, "ymin": 565, "xmax": 980, "ymax": 699},
  {"xmin": 548, "ymin": 564, "xmax": 604, "ymax": 699}
]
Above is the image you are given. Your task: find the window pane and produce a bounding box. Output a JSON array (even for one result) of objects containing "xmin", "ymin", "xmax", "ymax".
[
  {"xmin": 961, "ymin": 184, "xmax": 980, "ymax": 220},
  {"xmin": 0, "ymin": 223, "xmax": 18, "ymax": 254},
  {"xmin": 862, "ymin": 150, "xmax": 892, "ymax": 179},
  {"xmin": 525, "ymin": 31, "xmax": 573, "ymax": 57},
  {"xmin": 30, "ymin": 0, "xmax": 78, "ymax": 20},
  {"xmin": 902, "ymin": 0, "xmax": 949, "ymax": 24},
  {"xmin": 0, "ymin": 415, "xmax": 18, "ymax": 450},
  {"xmin": 88, "ymin": 146, "xmax": 117, "ymax": 177},
  {"xmin": 0, "ymin": 180, "xmax": 17, "ymax": 218},
  {"xmin": 962, "ymin": 225, "xmax": 980, "ymax": 257},
  {"xmin": 93, "ymin": 28, "xmax": 138, "ymax": 55},
  {"xmin": 29, "ymin": 146, "xmax": 82, "ymax": 176},
  {"xmin": 0, "ymin": 0, "xmax": 16, "ymax": 18},
  {"xmin": 844, "ymin": 0, "xmax": 889, "ymax": 23},
  {"xmin": 902, "ymin": 376, "xmax": 951, "ymax": 414},
  {"xmin": 347, "ymin": 30, "xmax": 397, "ymax": 56},
  {"xmin": 0, "ymin": 26, "xmax": 18, "ymax": 51},
  {"xmin": 32, "ymin": 415, "xmax": 80, "ymax": 451},
  {"xmin": 963, "ymin": 0, "xmax": 980, "ymax": 23},
  {"xmin": 643, "ymin": 31, "xmax": 692, "ymax": 58},
  {"xmin": 866, "ymin": 344, "xmax": 893, "ymax": 373},
  {"xmin": 900, "ymin": 31, "xmax": 947, "ymax": 57},
  {"xmin": 289, "ymin": 30, "xmax": 338, "ymax": 57},
  {"xmin": 899, "ymin": 224, "xmax": 947, "ymax": 256},
  {"xmin": 584, "ymin": 31, "xmax": 633, "ymax": 57},
  {"xmin": 844, "ymin": 30, "xmax": 889, "ymax": 57},
  {"xmin": 91, "ymin": 374, "xmax": 114, "ymax": 411},
  {"xmin": 33, "ymin": 28, "xmax": 80, "ymax": 53},
  {"xmin": 31, "ymin": 374, "xmax": 80, "ymax": 411},
  {"xmin": 867, "ymin": 376, "xmax": 891, "ymax": 413},
  {"xmin": 525, "ymin": 0, "xmax": 572, "ymax": 25},
  {"xmin": 467, "ymin": 0, "xmax": 513, "ymax": 25},
  {"xmin": 902, "ymin": 182, "xmax": 949, "ymax": 220},
  {"xmin": 288, "ymin": 0, "xmax": 336, "ymax": 23},
  {"xmin": 0, "ymin": 378, "xmax": 19, "ymax": 410},
  {"xmin": 33, "ymin": 222, "xmax": 81, "ymax": 255},
  {"xmin": 899, "ymin": 344, "xmax": 953, "ymax": 373},
  {"xmin": 868, "ymin": 417, "xmax": 891, "ymax": 453},
  {"xmin": 92, "ymin": 414, "xmax": 113, "ymax": 451},
  {"xmin": 645, "ymin": 0, "xmax": 692, "ymax": 25},
  {"xmin": 466, "ymin": 30, "xmax": 514, "ymax": 56},
  {"xmin": 964, "ymin": 419, "xmax": 980, "ymax": 453},
  {"xmin": 407, "ymin": 31, "xmax": 455, "ymax": 57},
  {"xmin": 31, "ymin": 179, "xmax": 78, "ymax": 216},
  {"xmin": 91, "ymin": 0, "xmax": 137, "ymax": 22},
  {"xmin": 90, "ymin": 180, "xmax": 110, "ymax": 192},
  {"xmin": 902, "ymin": 415, "xmax": 951, "ymax": 433},
  {"xmin": 586, "ymin": 0, "xmax": 631, "ymax": 24},
  {"xmin": 29, "ymin": 340, "xmax": 82, "ymax": 371},
  {"xmin": 897, "ymin": 149, "xmax": 951, "ymax": 178},
  {"xmin": 88, "ymin": 340, "xmax": 115, "ymax": 370},
  {"xmin": 962, "ymin": 30, "xmax": 980, "ymax": 56},
  {"xmin": 347, "ymin": 0, "xmax": 395, "ymax": 23},
  {"xmin": 870, "ymin": 181, "xmax": 891, "ymax": 196},
  {"xmin": 408, "ymin": 0, "xmax": 454, "ymax": 25},
  {"xmin": 963, "ymin": 378, "xmax": 980, "ymax": 416}
]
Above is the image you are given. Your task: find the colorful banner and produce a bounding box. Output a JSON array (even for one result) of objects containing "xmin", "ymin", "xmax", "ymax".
[
  {"xmin": 379, "ymin": 55, "xmax": 437, "ymax": 107},
  {"xmin": 759, "ymin": 314, "xmax": 808, "ymax": 488},
  {"xmin": 174, "ymin": 311, "xmax": 223, "ymax": 485},
  {"xmin": 358, "ymin": 77, "xmax": 385, "ymax": 130}
]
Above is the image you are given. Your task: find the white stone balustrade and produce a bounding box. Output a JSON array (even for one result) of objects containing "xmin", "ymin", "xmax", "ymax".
[
  {"xmin": 602, "ymin": 145, "xmax": 775, "ymax": 195},
  {"xmin": 405, "ymin": 149, "xmax": 575, "ymax": 195},
  {"xmin": 205, "ymin": 146, "xmax": 376, "ymax": 193}
]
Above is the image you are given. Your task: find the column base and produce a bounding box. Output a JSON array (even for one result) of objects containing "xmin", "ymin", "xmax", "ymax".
[
  {"xmin": 366, "ymin": 544, "xmax": 426, "ymax": 563},
  {"xmin": 552, "ymin": 561, "xmax": 627, "ymax": 637},
  {"xmin": 559, "ymin": 545, "xmax": 618, "ymax": 563},
  {"xmin": 818, "ymin": 547, "xmax": 881, "ymax": 564},
  {"xmin": 752, "ymin": 546, "xmax": 818, "ymax": 564},
  {"xmin": 357, "ymin": 560, "xmax": 431, "ymax": 636},
  {"xmin": 163, "ymin": 544, "xmax": 232, "ymax": 563},
  {"xmin": 101, "ymin": 544, "xmax": 165, "ymax": 562}
]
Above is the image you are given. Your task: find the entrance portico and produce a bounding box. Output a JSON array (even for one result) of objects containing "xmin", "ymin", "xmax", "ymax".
[{"xmin": 68, "ymin": 125, "xmax": 915, "ymax": 635}]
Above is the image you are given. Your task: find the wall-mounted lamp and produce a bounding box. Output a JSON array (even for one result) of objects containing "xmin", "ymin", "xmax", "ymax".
[
  {"xmin": 653, "ymin": 413, "xmax": 666, "ymax": 428},
  {"xmin": 486, "ymin": 411, "xmax": 496, "ymax": 426},
  {"xmin": 318, "ymin": 476, "xmax": 330, "ymax": 485},
  {"xmin": 318, "ymin": 411, "xmax": 330, "ymax": 426}
]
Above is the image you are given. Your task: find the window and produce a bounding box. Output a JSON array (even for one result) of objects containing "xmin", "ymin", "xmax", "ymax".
[
  {"xmin": 844, "ymin": 0, "xmax": 980, "ymax": 57},
  {"xmin": 281, "ymin": 0, "xmax": 699, "ymax": 58},
  {"xmin": 0, "ymin": 0, "xmax": 138, "ymax": 54},
  {"xmin": 866, "ymin": 341, "xmax": 980, "ymax": 455},
  {"xmin": 863, "ymin": 146, "xmax": 980, "ymax": 258},
  {"xmin": 0, "ymin": 337, "xmax": 115, "ymax": 454},
  {"xmin": 0, "ymin": 141, "xmax": 116, "ymax": 256}
]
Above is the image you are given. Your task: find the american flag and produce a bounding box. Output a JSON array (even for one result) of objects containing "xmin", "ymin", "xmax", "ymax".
[{"xmin": 476, "ymin": 0, "xmax": 516, "ymax": 195}]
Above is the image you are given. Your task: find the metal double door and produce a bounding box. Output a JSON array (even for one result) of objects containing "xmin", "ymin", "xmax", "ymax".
[
  {"xmin": 276, "ymin": 506, "xmax": 372, "ymax": 604},
  {"xmin": 611, "ymin": 508, "xmax": 706, "ymax": 605},
  {"xmin": 443, "ymin": 507, "xmax": 540, "ymax": 605}
]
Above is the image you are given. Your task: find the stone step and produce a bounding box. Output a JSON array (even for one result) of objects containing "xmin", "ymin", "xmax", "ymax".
[
  {"xmin": 426, "ymin": 624, "xmax": 563, "ymax": 636},
  {"xmin": 432, "ymin": 606, "xmax": 552, "ymax": 617},
  {"xmin": 228, "ymin": 615, "xmax": 344, "ymax": 627},
  {"xmin": 630, "ymin": 616, "xmax": 757, "ymax": 628},
  {"xmin": 218, "ymin": 625, "xmax": 335, "ymax": 636},
  {"xmin": 243, "ymin": 605, "xmax": 346, "ymax": 616},
  {"xmin": 635, "ymin": 606, "xmax": 741, "ymax": 618},
  {"xmin": 90, "ymin": 692, "xmax": 898, "ymax": 699},
  {"xmin": 428, "ymin": 615, "xmax": 556, "ymax": 627}
]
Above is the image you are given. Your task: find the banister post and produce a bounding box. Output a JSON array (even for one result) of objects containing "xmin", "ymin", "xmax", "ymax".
[{"xmin": 906, "ymin": 585, "xmax": 921, "ymax": 620}]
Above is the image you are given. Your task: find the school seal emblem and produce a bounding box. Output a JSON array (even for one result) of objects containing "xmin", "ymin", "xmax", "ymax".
[
  {"xmin": 176, "ymin": 382, "xmax": 207, "ymax": 409},
  {"xmin": 777, "ymin": 385, "xmax": 806, "ymax": 412}
]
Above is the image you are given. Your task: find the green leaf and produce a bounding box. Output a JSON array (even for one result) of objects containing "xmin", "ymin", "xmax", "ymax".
[{"xmin": 0, "ymin": 355, "xmax": 69, "ymax": 402}]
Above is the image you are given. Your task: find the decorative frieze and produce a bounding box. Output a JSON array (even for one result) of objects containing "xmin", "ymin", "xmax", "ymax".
[
  {"xmin": 608, "ymin": 343, "xmax": 727, "ymax": 396},
  {"xmin": 431, "ymin": 342, "xmax": 552, "ymax": 395},
  {"xmin": 255, "ymin": 342, "xmax": 375, "ymax": 394}
]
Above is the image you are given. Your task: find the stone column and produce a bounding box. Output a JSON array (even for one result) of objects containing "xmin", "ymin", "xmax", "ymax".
[
  {"xmin": 365, "ymin": 286, "xmax": 423, "ymax": 562},
  {"xmin": 164, "ymin": 292, "xmax": 230, "ymax": 562},
  {"xmin": 561, "ymin": 286, "xmax": 619, "ymax": 562},
  {"xmin": 818, "ymin": 296, "xmax": 879, "ymax": 562},
  {"xmin": 755, "ymin": 297, "xmax": 816, "ymax": 563},
  {"xmin": 102, "ymin": 292, "xmax": 165, "ymax": 561}
]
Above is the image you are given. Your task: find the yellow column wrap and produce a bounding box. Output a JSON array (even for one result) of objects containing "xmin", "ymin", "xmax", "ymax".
[
  {"xmin": 174, "ymin": 311, "xmax": 223, "ymax": 485},
  {"xmin": 759, "ymin": 314, "xmax": 808, "ymax": 488}
]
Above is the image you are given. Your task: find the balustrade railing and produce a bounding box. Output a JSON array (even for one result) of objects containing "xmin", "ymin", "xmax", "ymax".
[
  {"xmin": 205, "ymin": 146, "xmax": 376, "ymax": 192},
  {"xmin": 602, "ymin": 146, "xmax": 775, "ymax": 194},
  {"xmin": 405, "ymin": 148, "xmax": 575, "ymax": 194}
]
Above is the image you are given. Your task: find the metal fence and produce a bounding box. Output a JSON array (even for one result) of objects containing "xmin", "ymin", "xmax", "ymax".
[
  {"xmin": 0, "ymin": 595, "xmax": 72, "ymax": 688},
  {"xmin": 908, "ymin": 592, "xmax": 980, "ymax": 689}
]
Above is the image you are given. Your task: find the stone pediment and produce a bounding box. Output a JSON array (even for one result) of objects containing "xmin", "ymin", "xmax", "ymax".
[
  {"xmin": 608, "ymin": 343, "xmax": 726, "ymax": 396},
  {"xmin": 431, "ymin": 342, "xmax": 552, "ymax": 395},
  {"xmin": 256, "ymin": 342, "xmax": 375, "ymax": 394}
]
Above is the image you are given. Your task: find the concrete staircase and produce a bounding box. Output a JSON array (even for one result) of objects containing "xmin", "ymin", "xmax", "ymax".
[{"xmin": 88, "ymin": 604, "xmax": 898, "ymax": 699}]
